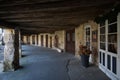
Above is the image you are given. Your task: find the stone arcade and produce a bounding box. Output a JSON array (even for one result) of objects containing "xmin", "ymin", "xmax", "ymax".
[{"xmin": 0, "ymin": 0, "xmax": 120, "ymax": 80}]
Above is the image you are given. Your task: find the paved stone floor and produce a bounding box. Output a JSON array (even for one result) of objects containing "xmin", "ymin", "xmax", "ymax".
[
  {"xmin": 0, "ymin": 45, "xmax": 110, "ymax": 80},
  {"xmin": 0, "ymin": 45, "xmax": 4, "ymax": 61}
]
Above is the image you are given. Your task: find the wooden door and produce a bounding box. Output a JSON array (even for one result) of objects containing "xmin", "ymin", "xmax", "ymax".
[{"xmin": 66, "ymin": 29, "xmax": 75, "ymax": 53}]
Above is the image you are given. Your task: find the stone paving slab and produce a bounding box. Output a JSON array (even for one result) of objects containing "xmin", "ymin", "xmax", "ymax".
[
  {"xmin": 0, "ymin": 45, "xmax": 4, "ymax": 61},
  {"xmin": 0, "ymin": 45, "xmax": 110, "ymax": 80},
  {"xmin": 68, "ymin": 58, "xmax": 111, "ymax": 80}
]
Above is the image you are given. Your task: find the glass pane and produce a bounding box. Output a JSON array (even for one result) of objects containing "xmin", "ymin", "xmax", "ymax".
[
  {"xmin": 86, "ymin": 35, "xmax": 90, "ymax": 42},
  {"xmin": 86, "ymin": 31, "xmax": 90, "ymax": 35},
  {"xmin": 108, "ymin": 17, "xmax": 117, "ymax": 24},
  {"xmin": 108, "ymin": 34, "xmax": 117, "ymax": 43},
  {"xmin": 72, "ymin": 33, "xmax": 75, "ymax": 41},
  {"xmin": 107, "ymin": 55, "xmax": 111, "ymax": 70},
  {"xmin": 99, "ymin": 52, "xmax": 101, "ymax": 63},
  {"xmin": 112, "ymin": 57, "xmax": 117, "ymax": 74},
  {"xmin": 108, "ymin": 24, "xmax": 117, "ymax": 33},
  {"xmin": 86, "ymin": 42, "xmax": 90, "ymax": 48},
  {"xmin": 100, "ymin": 21, "xmax": 105, "ymax": 27},
  {"xmin": 86, "ymin": 28, "xmax": 90, "ymax": 35},
  {"xmin": 100, "ymin": 35, "xmax": 105, "ymax": 42},
  {"xmin": 100, "ymin": 27, "xmax": 105, "ymax": 34},
  {"xmin": 103, "ymin": 53, "xmax": 105, "ymax": 66},
  {"xmin": 100, "ymin": 43, "xmax": 106, "ymax": 50},
  {"xmin": 108, "ymin": 43, "xmax": 117, "ymax": 54},
  {"xmin": 67, "ymin": 33, "xmax": 70, "ymax": 41}
]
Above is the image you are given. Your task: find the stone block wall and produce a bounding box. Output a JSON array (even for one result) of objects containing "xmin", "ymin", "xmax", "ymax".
[
  {"xmin": 54, "ymin": 30, "xmax": 66, "ymax": 51},
  {"xmin": 75, "ymin": 24, "xmax": 84, "ymax": 58},
  {"xmin": 75, "ymin": 21, "xmax": 98, "ymax": 64},
  {"xmin": 23, "ymin": 36, "xmax": 27, "ymax": 44}
]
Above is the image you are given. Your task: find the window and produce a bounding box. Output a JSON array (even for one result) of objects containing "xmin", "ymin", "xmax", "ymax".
[
  {"xmin": 72, "ymin": 33, "xmax": 75, "ymax": 41},
  {"xmin": 103, "ymin": 53, "xmax": 105, "ymax": 66},
  {"xmin": 100, "ymin": 25, "xmax": 106, "ymax": 50},
  {"xmin": 112, "ymin": 57, "xmax": 117, "ymax": 74},
  {"xmin": 107, "ymin": 55, "xmax": 111, "ymax": 70},
  {"xmin": 85, "ymin": 27, "xmax": 90, "ymax": 48},
  {"xmin": 108, "ymin": 22, "xmax": 117, "ymax": 54},
  {"xmin": 99, "ymin": 16, "xmax": 118, "ymax": 77},
  {"xmin": 67, "ymin": 33, "xmax": 70, "ymax": 42},
  {"xmin": 99, "ymin": 52, "xmax": 102, "ymax": 63}
]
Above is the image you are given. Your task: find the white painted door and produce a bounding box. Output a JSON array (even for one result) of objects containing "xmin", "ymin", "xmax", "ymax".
[
  {"xmin": 99, "ymin": 13, "xmax": 120, "ymax": 80},
  {"xmin": 84, "ymin": 25, "xmax": 92, "ymax": 62}
]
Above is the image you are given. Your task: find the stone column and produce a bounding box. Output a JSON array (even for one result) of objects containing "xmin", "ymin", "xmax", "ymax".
[
  {"xmin": 30, "ymin": 35, "xmax": 33, "ymax": 45},
  {"xmin": 117, "ymin": 13, "xmax": 120, "ymax": 80},
  {"xmin": 3, "ymin": 28, "xmax": 20, "ymax": 71},
  {"xmin": 19, "ymin": 30, "xmax": 22, "ymax": 58},
  {"xmin": 35, "ymin": 35, "xmax": 37, "ymax": 46},
  {"xmin": 38, "ymin": 34, "xmax": 41, "ymax": 46},
  {"xmin": 23, "ymin": 36, "xmax": 27, "ymax": 44},
  {"xmin": 28, "ymin": 35, "xmax": 30, "ymax": 44}
]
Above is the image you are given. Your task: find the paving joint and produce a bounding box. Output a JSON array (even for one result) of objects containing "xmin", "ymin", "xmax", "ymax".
[{"xmin": 66, "ymin": 59, "xmax": 71, "ymax": 80}]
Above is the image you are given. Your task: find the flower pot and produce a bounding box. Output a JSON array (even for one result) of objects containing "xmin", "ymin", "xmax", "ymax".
[{"xmin": 81, "ymin": 54, "xmax": 89, "ymax": 68}]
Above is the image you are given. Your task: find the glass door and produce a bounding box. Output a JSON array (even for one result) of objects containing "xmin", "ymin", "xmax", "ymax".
[
  {"xmin": 99, "ymin": 15, "xmax": 119, "ymax": 80},
  {"xmin": 85, "ymin": 26, "xmax": 92, "ymax": 62},
  {"xmin": 85, "ymin": 26, "xmax": 91, "ymax": 49}
]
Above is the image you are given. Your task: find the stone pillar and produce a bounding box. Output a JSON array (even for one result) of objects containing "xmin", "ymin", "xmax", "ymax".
[
  {"xmin": 28, "ymin": 35, "xmax": 30, "ymax": 44},
  {"xmin": 19, "ymin": 30, "xmax": 22, "ymax": 58},
  {"xmin": 38, "ymin": 34, "xmax": 41, "ymax": 46},
  {"xmin": 23, "ymin": 36, "xmax": 27, "ymax": 44},
  {"xmin": 3, "ymin": 28, "xmax": 20, "ymax": 71},
  {"xmin": 30, "ymin": 35, "xmax": 33, "ymax": 45},
  {"xmin": 35, "ymin": 35, "xmax": 37, "ymax": 46},
  {"xmin": 117, "ymin": 13, "xmax": 120, "ymax": 80}
]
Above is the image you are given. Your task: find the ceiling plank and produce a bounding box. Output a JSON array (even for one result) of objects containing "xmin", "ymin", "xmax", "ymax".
[{"xmin": 0, "ymin": 2, "xmax": 114, "ymax": 14}]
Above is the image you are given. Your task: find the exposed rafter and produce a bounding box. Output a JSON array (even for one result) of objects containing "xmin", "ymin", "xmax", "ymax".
[{"xmin": 0, "ymin": 0, "xmax": 119, "ymax": 35}]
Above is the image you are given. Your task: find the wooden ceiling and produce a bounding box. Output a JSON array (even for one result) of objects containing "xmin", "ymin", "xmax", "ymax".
[{"xmin": 0, "ymin": 0, "xmax": 119, "ymax": 34}]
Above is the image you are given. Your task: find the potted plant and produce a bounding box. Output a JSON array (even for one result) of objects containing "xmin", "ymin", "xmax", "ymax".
[{"xmin": 79, "ymin": 45, "xmax": 92, "ymax": 67}]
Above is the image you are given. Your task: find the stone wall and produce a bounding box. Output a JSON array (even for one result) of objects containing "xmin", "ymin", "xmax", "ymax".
[
  {"xmin": 75, "ymin": 24, "xmax": 84, "ymax": 58},
  {"xmin": 54, "ymin": 30, "xmax": 66, "ymax": 51},
  {"xmin": 75, "ymin": 21, "xmax": 98, "ymax": 64},
  {"xmin": 23, "ymin": 36, "xmax": 27, "ymax": 44}
]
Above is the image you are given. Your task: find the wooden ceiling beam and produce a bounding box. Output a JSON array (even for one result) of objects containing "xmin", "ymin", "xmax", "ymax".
[
  {"xmin": 21, "ymin": 30, "xmax": 54, "ymax": 35},
  {"xmin": 0, "ymin": 2, "xmax": 113, "ymax": 14},
  {"xmin": 0, "ymin": 0, "xmax": 114, "ymax": 8},
  {"xmin": 0, "ymin": 0, "xmax": 61, "ymax": 7},
  {"xmin": 0, "ymin": 9, "xmax": 102, "ymax": 19},
  {"xmin": 0, "ymin": 0, "xmax": 118, "ymax": 35},
  {"xmin": 19, "ymin": 23, "xmax": 78, "ymax": 26}
]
